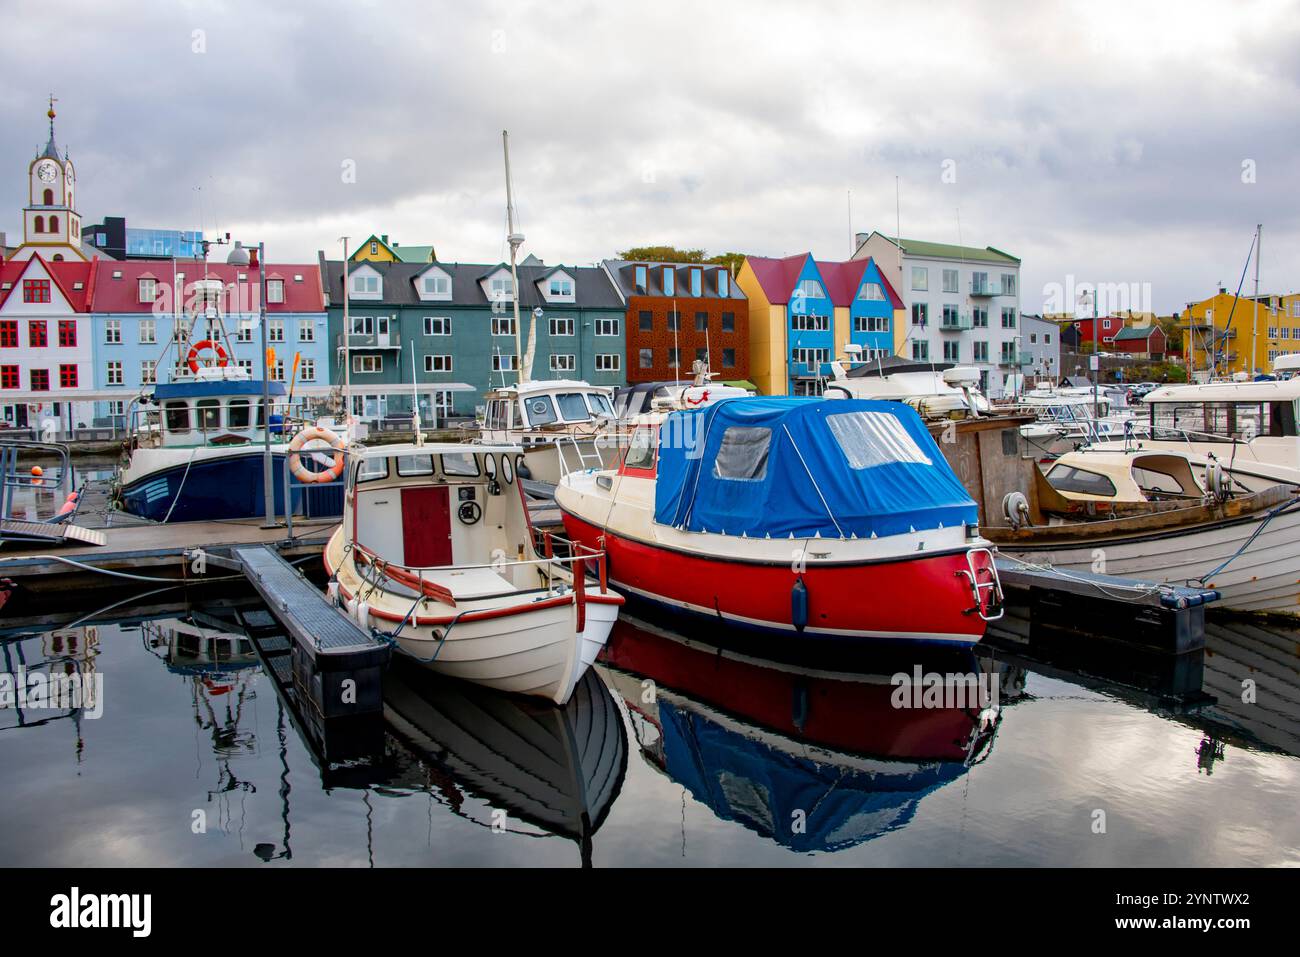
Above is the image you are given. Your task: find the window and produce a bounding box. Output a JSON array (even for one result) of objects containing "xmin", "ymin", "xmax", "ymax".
[
  {"xmin": 141, "ymin": 360, "xmax": 156, "ymax": 384},
  {"xmin": 1001, "ymin": 274, "xmax": 1017, "ymax": 296},
  {"xmin": 23, "ymin": 279, "xmax": 51, "ymax": 303},
  {"xmin": 942, "ymin": 269, "xmax": 958, "ymax": 294},
  {"xmin": 266, "ymin": 279, "xmax": 284, "ymax": 304},
  {"xmin": 352, "ymin": 274, "xmax": 379, "ymax": 295},
  {"xmin": 596, "ymin": 317, "xmax": 619, "ymax": 336},
  {"xmin": 723, "ymin": 348, "xmax": 735, "ymax": 368},
  {"xmin": 971, "ymin": 271, "xmax": 990, "ymax": 294},
  {"xmin": 1268, "ymin": 326, "xmax": 1279, "ymax": 339},
  {"xmin": 0, "ymin": 322, "xmax": 16, "ymax": 349},
  {"xmin": 1, "ymin": 366, "xmax": 17, "ymax": 389},
  {"xmin": 197, "ymin": 399, "xmax": 221, "ymax": 430},
  {"xmin": 352, "ymin": 355, "xmax": 382, "ymax": 374},
  {"xmin": 58, "ymin": 321, "xmax": 76, "ymax": 347},
  {"xmin": 492, "ymin": 315, "xmax": 515, "ymax": 336},
  {"xmin": 423, "ymin": 315, "xmax": 451, "ymax": 336},
  {"xmin": 859, "ymin": 282, "xmax": 887, "ymax": 301},
  {"xmin": 1001, "ymin": 307, "xmax": 1017, "ymax": 328},
  {"xmin": 791, "ymin": 314, "xmax": 830, "ymax": 332},
  {"xmin": 268, "ymin": 319, "xmax": 285, "ymax": 342},
  {"xmin": 59, "ymin": 364, "xmax": 78, "ymax": 388},
  {"xmin": 237, "ymin": 359, "xmax": 252, "ymax": 376},
  {"xmin": 42, "ymin": 188, "xmax": 53, "ymax": 205},
  {"xmin": 596, "ymin": 353, "xmax": 620, "ymax": 371},
  {"xmin": 911, "ymin": 341, "xmax": 930, "ymax": 361},
  {"xmin": 911, "ymin": 303, "xmax": 928, "ymax": 326},
  {"xmin": 29, "ymin": 321, "xmax": 47, "ymax": 348},
  {"xmin": 662, "ymin": 268, "xmax": 675, "ymax": 296},
  {"xmin": 695, "ymin": 312, "xmax": 709, "ymax": 332},
  {"xmin": 422, "ymin": 273, "xmax": 450, "ymax": 296},
  {"xmin": 30, "ymin": 369, "xmax": 50, "ymax": 391},
  {"xmin": 492, "ymin": 354, "xmax": 518, "ymax": 372},
  {"xmin": 634, "ymin": 265, "xmax": 647, "ymax": 294},
  {"xmin": 792, "ymin": 347, "xmax": 830, "ymax": 366},
  {"xmin": 717, "ymin": 271, "xmax": 730, "ymax": 297},
  {"xmin": 639, "ymin": 310, "xmax": 653, "ymax": 331},
  {"xmin": 106, "ymin": 360, "xmax": 123, "ymax": 385},
  {"xmin": 105, "ymin": 320, "xmax": 121, "ymax": 344},
  {"xmin": 972, "ymin": 307, "xmax": 988, "ymax": 328},
  {"xmin": 1000, "ymin": 342, "xmax": 1018, "ymax": 363},
  {"xmin": 1102, "ymin": 319, "xmax": 1112, "ymax": 330},
  {"xmin": 668, "ymin": 347, "xmax": 680, "ymax": 369},
  {"xmin": 489, "ymin": 275, "xmax": 514, "ymax": 301},
  {"xmin": 973, "ymin": 341, "xmax": 989, "ymax": 363},
  {"xmin": 696, "ymin": 347, "xmax": 709, "ymax": 363},
  {"xmin": 237, "ymin": 319, "xmax": 253, "ymax": 342},
  {"xmin": 227, "ymin": 399, "xmax": 251, "ymax": 428},
  {"xmin": 1044, "ymin": 333, "xmax": 1051, "ymax": 344},
  {"xmin": 424, "ymin": 354, "xmax": 453, "ymax": 372},
  {"xmin": 549, "ymin": 317, "xmax": 575, "ymax": 336},
  {"xmin": 548, "ymin": 277, "xmax": 574, "ymax": 298},
  {"xmin": 639, "ymin": 348, "xmax": 653, "ymax": 369},
  {"xmin": 34, "ymin": 216, "xmax": 45, "ymax": 233},
  {"xmin": 943, "ymin": 341, "xmax": 960, "ymax": 361},
  {"xmin": 271, "ymin": 360, "xmax": 286, "ymax": 382},
  {"xmin": 624, "ymin": 428, "xmax": 656, "ymax": 470},
  {"xmin": 49, "ymin": 216, "xmax": 59, "ymax": 233},
  {"xmin": 550, "ymin": 354, "xmax": 576, "ymax": 373},
  {"xmin": 854, "ymin": 314, "xmax": 889, "ymax": 333},
  {"xmin": 138, "ymin": 278, "xmax": 156, "ymax": 303},
  {"xmin": 942, "ymin": 304, "xmax": 959, "ymax": 326},
  {"xmin": 828, "ymin": 411, "xmax": 932, "ymax": 469},
  {"xmin": 522, "ymin": 394, "xmax": 557, "ymax": 426},
  {"xmin": 713, "ymin": 426, "xmax": 771, "ymax": 481},
  {"xmin": 300, "ymin": 359, "xmax": 316, "ymax": 382},
  {"xmin": 297, "ymin": 318, "xmax": 315, "ymax": 342},
  {"xmin": 164, "ymin": 400, "xmax": 189, "ymax": 432},
  {"xmin": 369, "ymin": 241, "xmax": 379, "ymax": 255},
  {"xmin": 136, "ymin": 318, "xmax": 156, "ymax": 344},
  {"xmin": 722, "ymin": 312, "xmax": 735, "ymax": 333},
  {"xmin": 911, "ymin": 267, "xmax": 928, "ymax": 291},
  {"xmin": 556, "ymin": 392, "xmax": 590, "ymax": 420},
  {"xmin": 667, "ymin": 308, "xmax": 680, "ymax": 332},
  {"xmin": 1046, "ymin": 464, "xmax": 1117, "ymax": 497}
]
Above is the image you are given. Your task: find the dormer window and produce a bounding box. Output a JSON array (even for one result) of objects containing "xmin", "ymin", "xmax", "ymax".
[
  {"xmin": 489, "ymin": 275, "xmax": 514, "ymax": 300},
  {"xmin": 548, "ymin": 276, "xmax": 574, "ymax": 298},
  {"xmin": 352, "ymin": 274, "xmax": 380, "ymax": 295},
  {"xmin": 690, "ymin": 268, "xmax": 702, "ymax": 297},
  {"xmin": 662, "ymin": 268, "xmax": 675, "ymax": 296},
  {"xmin": 717, "ymin": 270, "xmax": 729, "ymax": 297},
  {"xmin": 138, "ymin": 278, "xmax": 157, "ymax": 303},
  {"xmin": 857, "ymin": 282, "xmax": 885, "ymax": 301},
  {"xmin": 634, "ymin": 265, "xmax": 647, "ymax": 294},
  {"xmin": 422, "ymin": 273, "xmax": 450, "ymax": 296},
  {"xmin": 796, "ymin": 279, "xmax": 825, "ymax": 299},
  {"xmin": 266, "ymin": 279, "xmax": 284, "ymax": 303},
  {"xmin": 370, "ymin": 241, "xmax": 378, "ymax": 255}
]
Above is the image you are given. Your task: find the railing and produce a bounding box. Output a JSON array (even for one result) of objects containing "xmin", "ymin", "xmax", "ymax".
[
  {"xmin": 940, "ymin": 315, "xmax": 973, "ymax": 331},
  {"xmin": 0, "ymin": 440, "xmax": 75, "ymax": 523},
  {"xmin": 970, "ymin": 281, "xmax": 997, "ymax": 296},
  {"xmin": 335, "ymin": 332, "xmax": 402, "ymax": 350}
]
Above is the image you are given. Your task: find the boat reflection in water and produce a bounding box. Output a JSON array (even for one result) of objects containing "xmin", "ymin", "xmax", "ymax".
[
  {"xmin": 380, "ymin": 661, "xmax": 628, "ymax": 866},
  {"xmin": 597, "ymin": 617, "xmax": 1014, "ymax": 853}
]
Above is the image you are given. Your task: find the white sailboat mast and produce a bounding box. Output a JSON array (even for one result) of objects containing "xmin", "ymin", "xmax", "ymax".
[{"xmin": 503, "ymin": 131, "xmax": 527, "ymax": 384}]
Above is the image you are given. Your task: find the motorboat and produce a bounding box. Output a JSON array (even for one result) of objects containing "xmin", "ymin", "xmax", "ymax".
[
  {"xmin": 1013, "ymin": 385, "xmax": 1147, "ymax": 460},
  {"xmin": 555, "ymin": 396, "xmax": 1004, "ymax": 645},
  {"xmin": 824, "ymin": 355, "xmax": 992, "ymax": 420},
  {"xmin": 323, "ymin": 441, "xmax": 624, "ymax": 704},
  {"xmin": 480, "ymin": 379, "xmax": 619, "ymax": 485}
]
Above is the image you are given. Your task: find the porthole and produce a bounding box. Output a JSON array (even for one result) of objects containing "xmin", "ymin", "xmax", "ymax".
[{"xmin": 503, "ymin": 455, "xmax": 515, "ymax": 484}]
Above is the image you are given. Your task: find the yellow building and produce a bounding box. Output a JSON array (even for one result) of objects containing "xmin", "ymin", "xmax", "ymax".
[
  {"xmin": 1184, "ymin": 291, "xmax": 1300, "ymax": 376},
  {"xmin": 350, "ymin": 233, "xmax": 437, "ymax": 264}
]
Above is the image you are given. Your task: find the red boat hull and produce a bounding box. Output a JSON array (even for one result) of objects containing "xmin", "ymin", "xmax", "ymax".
[{"xmin": 561, "ymin": 511, "xmax": 989, "ymax": 644}]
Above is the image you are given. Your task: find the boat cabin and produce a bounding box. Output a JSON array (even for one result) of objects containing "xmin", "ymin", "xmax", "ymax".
[
  {"xmin": 346, "ymin": 444, "xmax": 539, "ymax": 584},
  {"xmin": 482, "ymin": 380, "xmax": 615, "ymax": 439},
  {"xmin": 134, "ymin": 377, "xmax": 289, "ymax": 449},
  {"xmin": 1044, "ymin": 451, "xmax": 1214, "ymax": 504},
  {"xmin": 1142, "ymin": 379, "xmax": 1300, "ymax": 442}
]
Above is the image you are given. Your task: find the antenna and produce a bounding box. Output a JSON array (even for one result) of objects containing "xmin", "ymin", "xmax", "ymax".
[
  {"xmin": 847, "ymin": 189, "xmax": 853, "ymax": 258},
  {"xmin": 503, "ymin": 131, "xmax": 526, "ymax": 384}
]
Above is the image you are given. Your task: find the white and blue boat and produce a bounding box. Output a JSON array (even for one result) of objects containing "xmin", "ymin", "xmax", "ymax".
[{"xmin": 116, "ymin": 366, "xmax": 343, "ymax": 523}]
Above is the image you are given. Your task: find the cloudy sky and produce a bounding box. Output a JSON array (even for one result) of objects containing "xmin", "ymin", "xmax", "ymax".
[{"xmin": 1, "ymin": 0, "xmax": 1296, "ymax": 313}]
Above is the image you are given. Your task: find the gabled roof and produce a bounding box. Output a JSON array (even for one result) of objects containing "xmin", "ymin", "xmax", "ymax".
[
  {"xmin": 601, "ymin": 259, "xmax": 745, "ymax": 301},
  {"xmin": 322, "ymin": 260, "xmax": 624, "ymax": 310},
  {"xmin": 744, "ymin": 254, "xmax": 813, "ymax": 305},
  {"xmin": 393, "ymin": 244, "xmax": 437, "ymax": 263},
  {"xmin": 856, "ymin": 232, "xmax": 1019, "ymax": 265},
  {"xmin": 0, "ymin": 255, "xmax": 96, "ymax": 311},
  {"xmin": 1112, "ymin": 325, "xmax": 1164, "ymax": 341},
  {"xmin": 88, "ymin": 260, "xmax": 325, "ymax": 312}
]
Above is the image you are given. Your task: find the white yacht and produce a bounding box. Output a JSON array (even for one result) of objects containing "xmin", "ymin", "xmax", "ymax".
[{"xmin": 479, "ymin": 379, "xmax": 618, "ymax": 485}]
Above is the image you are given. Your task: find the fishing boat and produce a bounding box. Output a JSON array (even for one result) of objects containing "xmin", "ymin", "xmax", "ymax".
[
  {"xmin": 556, "ymin": 396, "xmax": 1004, "ymax": 644},
  {"xmin": 323, "ymin": 441, "xmax": 624, "ymax": 704},
  {"xmin": 116, "ymin": 365, "xmax": 344, "ymax": 522}
]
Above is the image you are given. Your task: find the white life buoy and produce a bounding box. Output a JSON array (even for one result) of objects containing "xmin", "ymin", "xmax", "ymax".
[{"xmin": 288, "ymin": 425, "xmax": 345, "ymax": 483}]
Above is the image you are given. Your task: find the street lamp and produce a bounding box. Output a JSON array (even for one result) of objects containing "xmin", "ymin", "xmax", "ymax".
[{"xmin": 225, "ymin": 240, "xmax": 274, "ymax": 528}]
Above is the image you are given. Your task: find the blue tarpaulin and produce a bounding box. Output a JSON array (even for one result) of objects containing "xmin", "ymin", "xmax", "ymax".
[{"xmin": 653, "ymin": 397, "xmax": 977, "ymax": 539}]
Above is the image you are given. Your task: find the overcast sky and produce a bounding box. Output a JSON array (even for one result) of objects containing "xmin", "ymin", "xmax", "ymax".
[{"xmin": 2, "ymin": 0, "xmax": 1296, "ymax": 314}]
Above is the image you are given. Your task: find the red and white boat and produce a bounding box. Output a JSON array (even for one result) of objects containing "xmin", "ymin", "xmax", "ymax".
[
  {"xmin": 324, "ymin": 442, "xmax": 624, "ymax": 705},
  {"xmin": 556, "ymin": 397, "xmax": 1003, "ymax": 645}
]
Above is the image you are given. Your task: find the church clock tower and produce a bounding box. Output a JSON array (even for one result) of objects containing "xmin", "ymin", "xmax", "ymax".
[{"xmin": 12, "ymin": 97, "xmax": 87, "ymax": 263}]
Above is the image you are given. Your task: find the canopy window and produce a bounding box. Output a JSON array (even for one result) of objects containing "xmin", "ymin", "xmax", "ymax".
[
  {"xmin": 713, "ymin": 427, "xmax": 771, "ymax": 481},
  {"xmin": 826, "ymin": 411, "xmax": 931, "ymax": 470}
]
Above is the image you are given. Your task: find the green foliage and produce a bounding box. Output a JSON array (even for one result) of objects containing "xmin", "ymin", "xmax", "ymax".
[{"xmin": 615, "ymin": 246, "xmax": 748, "ymax": 274}]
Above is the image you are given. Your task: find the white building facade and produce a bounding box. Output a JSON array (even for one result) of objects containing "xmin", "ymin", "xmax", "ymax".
[{"xmin": 853, "ymin": 232, "xmax": 1024, "ymax": 397}]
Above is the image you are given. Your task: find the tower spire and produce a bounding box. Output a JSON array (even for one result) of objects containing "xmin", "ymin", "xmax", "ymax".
[{"xmin": 42, "ymin": 94, "xmax": 59, "ymax": 159}]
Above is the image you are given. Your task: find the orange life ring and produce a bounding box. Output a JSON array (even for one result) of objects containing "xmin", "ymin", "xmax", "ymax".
[
  {"xmin": 288, "ymin": 425, "xmax": 345, "ymax": 484},
  {"xmin": 186, "ymin": 339, "xmax": 230, "ymax": 374}
]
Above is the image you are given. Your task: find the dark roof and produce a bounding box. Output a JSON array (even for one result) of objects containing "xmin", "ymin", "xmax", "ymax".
[
  {"xmin": 844, "ymin": 355, "xmax": 954, "ymax": 378},
  {"xmin": 601, "ymin": 259, "xmax": 746, "ymax": 301},
  {"xmin": 321, "ymin": 260, "xmax": 624, "ymax": 310}
]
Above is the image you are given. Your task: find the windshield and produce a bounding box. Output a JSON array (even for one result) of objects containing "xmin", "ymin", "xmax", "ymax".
[
  {"xmin": 523, "ymin": 394, "xmax": 558, "ymax": 426},
  {"xmin": 556, "ymin": 392, "xmax": 591, "ymax": 421},
  {"xmin": 588, "ymin": 393, "xmax": 613, "ymax": 416}
]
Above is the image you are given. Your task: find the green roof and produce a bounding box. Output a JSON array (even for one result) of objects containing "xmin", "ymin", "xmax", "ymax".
[
  {"xmin": 394, "ymin": 244, "xmax": 437, "ymax": 263},
  {"xmin": 883, "ymin": 235, "xmax": 1019, "ymax": 264},
  {"xmin": 1112, "ymin": 325, "xmax": 1161, "ymax": 340}
]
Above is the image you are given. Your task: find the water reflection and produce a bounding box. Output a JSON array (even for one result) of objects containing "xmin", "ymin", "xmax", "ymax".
[{"xmin": 598, "ymin": 618, "xmax": 1014, "ymax": 852}]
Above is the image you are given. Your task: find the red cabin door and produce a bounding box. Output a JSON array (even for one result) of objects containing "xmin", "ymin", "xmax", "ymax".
[{"xmin": 401, "ymin": 486, "xmax": 452, "ymax": 567}]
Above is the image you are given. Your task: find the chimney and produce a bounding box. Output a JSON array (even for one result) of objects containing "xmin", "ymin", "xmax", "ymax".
[
  {"xmin": 381, "ymin": 234, "xmax": 389, "ymax": 245},
  {"xmin": 248, "ymin": 245, "xmax": 259, "ymax": 269},
  {"xmin": 854, "ymin": 231, "xmax": 868, "ymax": 250}
]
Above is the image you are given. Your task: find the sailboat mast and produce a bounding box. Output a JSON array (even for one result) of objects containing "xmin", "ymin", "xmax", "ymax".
[
  {"xmin": 503, "ymin": 131, "xmax": 526, "ymax": 384},
  {"xmin": 1253, "ymin": 223, "xmax": 1261, "ymax": 376},
  {"xmin": 341, "ymin": 235, "xmax": 351, "ymax": 429}
]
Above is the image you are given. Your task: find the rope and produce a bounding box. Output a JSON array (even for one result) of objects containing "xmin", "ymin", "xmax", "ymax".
[
  {"xmin": 0, "ymin": 552, "xmax": 244, "ymax": 583},
  {"xmin": 1193, "ymin": 494, "xmax": 1300, "ymax": 585},
  {"xmin": 160, "ymin": 446, "xmax": 201, "ymax": 524},
  {"xmin": 781, "ymin": 423, "xmax": 845, "ymax": 539}
]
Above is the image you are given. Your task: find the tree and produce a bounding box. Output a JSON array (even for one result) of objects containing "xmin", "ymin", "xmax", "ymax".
[{"xmin": 614, "ymin": 246, "xmax": 749, "ymax": 274}]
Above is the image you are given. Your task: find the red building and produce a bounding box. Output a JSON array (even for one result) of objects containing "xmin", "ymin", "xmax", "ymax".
[
  {"xmin": 601, "ymin": 259, "xmax": 750, "ymax": 385},
  {"xmin": 1109, "ymin": 325, "xmax": 1167, "ymax": 359}
]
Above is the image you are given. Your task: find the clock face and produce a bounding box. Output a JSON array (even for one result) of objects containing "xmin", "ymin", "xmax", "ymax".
[
  {"xmin": 65, "ymin": 164, "xmax": 74, "ymax": 184},
  {"xmin": 36, "ymin": 161, "xmax": 57, "ymax": 183}
]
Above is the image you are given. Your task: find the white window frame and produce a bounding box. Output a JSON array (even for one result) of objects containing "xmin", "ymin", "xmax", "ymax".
[
  {"xmin": 352, "ymin": 355, "xmax": 383, "ymax": 374},
  {"xmin": 298, "ymin": 318, "xmax": 315, "ymax": 342},
  {"xmin": 595, "ymin": 353, "xmax": 620, "ymax": 372},
  {"xmin": 550, "ymin": 354, "xmax": 576, "ymax": 373},
  {"xmin": 423, "ymin": 315, "xmax": 451, "ymax": 336},
  {"xmin": 266, "ymin": 279, "xmax": 284, "ymax": 304},
  {"xmin": 548, "ymin": 317, "xmax": 575, "ymax": 337},
  {"xmin": 138, "ymin": 318, "xmax": 156, "ymax": 344},
  {"xmin": 595, "ymin": 317, "xmax": 619, "ymax": 337},
  {"xmin": 424, "ymin": 354, "xmax": 453, "ymax": 372},
  {"xmin": 106, "ymin": 360, "xmax": 123, "ymax": 385},
  {"xmin": 104, "ymin": 319, "xmax": 121, "ymax": 344}
]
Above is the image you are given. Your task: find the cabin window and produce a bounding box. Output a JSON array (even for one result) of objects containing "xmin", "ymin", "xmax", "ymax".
[
  {"xmin": 504, "ymin": 455, "xmax": 517, "ymax": 484},
  {"xmin": 357, "ymin": 458, "xmax": 389, "ymax": 483},
  {"xmin": 197, "ymin": 399, "xmax": 221, "ymax": 431},
  {"xmin": 397, "ymin": 455, "xmax": 434, "ymax": 477},
  {"xmin": 1045, "ymin": 465, "xmax": 1117, "ymax": 497},
  {"xmin": 624, "ymin": 428, "xmax": 657, "ymax": 471},
  {"xmin": 484, "ymin": 454, "xmax": 498, "ymax": 483},
  {"xmin": 227, "ymin": 399, "xmax": 251, "ymax": 429},
  {"xmin": 826, "ymin": 411, "xmax": 931, "ymax": 470},
  {"xmin": 556, "ymin": 393, "xmax": 590, "ymax": 421},
  {"xmin": 588, "ymin": 392, "xmax": 613, "ymax": 417},
  {"xmin": 164, "ymin": 401, "xmax": 191, "ymax": 433},
  {"xmin": 1151, "ymin": 402, "xmax": 1207, "ymax": 440},
  {"xmin": 713, "ymin": 426, "xmax": 771, "ymax": 481},
  {"xmin": 1133, "ymin": 467, "xmax": 1186, "ymax": 495},
  {"xmin": 441, "ymin": 452, "xmax": 479, "ymax": 477},
  {"xmin": 523, "ymin": 395, "xmax": 558, "ymax": 426}
]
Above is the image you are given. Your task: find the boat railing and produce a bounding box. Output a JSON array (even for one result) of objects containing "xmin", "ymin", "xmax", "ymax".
[
  {"xmin": 128, "ymin": 400, "xmax": 319, "ymax": 449},
  {"xmin": 0, "ymin": 440, "xmax": 76, "ymax": 523}
]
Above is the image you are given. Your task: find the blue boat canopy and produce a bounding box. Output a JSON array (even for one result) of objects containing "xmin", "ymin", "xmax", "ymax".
[
  {"xmin": 151, "ymin": 380, "xmax": 287, "ymax": 400},
  {"xmin": 653, "ymin": 397, "xmax": 977, "ymax": 539}
]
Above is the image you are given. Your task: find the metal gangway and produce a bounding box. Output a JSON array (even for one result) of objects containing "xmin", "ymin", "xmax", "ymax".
[{"xmin": 0, "ymin": 440, "xmax": 106, "ymax": 547}]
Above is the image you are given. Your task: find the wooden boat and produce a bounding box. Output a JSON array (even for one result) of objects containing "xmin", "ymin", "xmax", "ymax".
[
  {"xmin": 556, "ymin": 396, "xmax": 1005, "ymax": 645},
  {"xmin": 323, "ymin": 442, "xmax": 624, "ymax": 704}
]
